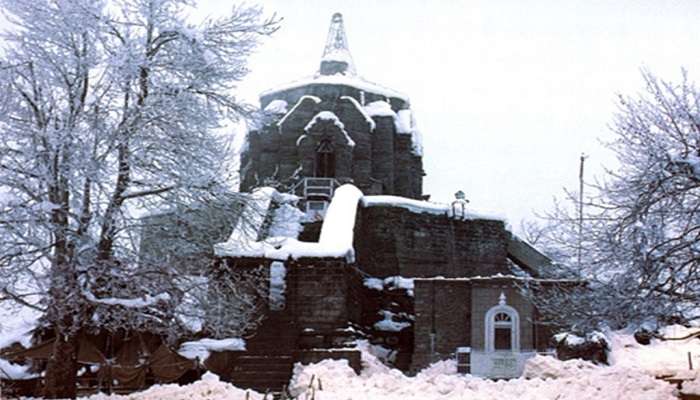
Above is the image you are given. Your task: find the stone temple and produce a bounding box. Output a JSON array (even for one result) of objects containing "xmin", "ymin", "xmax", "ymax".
[
  {"xmin": 240, "ymin": 12, "xmax": 424, "ymax": 207},
  {"xmin": 0, "ymin": 12, "xmax": 574, "ymax": 398},
  {"xmin": 210, "ymin": 13, "xmax": 565, "ymax": 392}
]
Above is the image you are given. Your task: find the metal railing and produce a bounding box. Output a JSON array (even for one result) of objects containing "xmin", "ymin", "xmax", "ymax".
[{"xmin": 291, "ymin": 177, "xmax": 340, "ymax": 200}]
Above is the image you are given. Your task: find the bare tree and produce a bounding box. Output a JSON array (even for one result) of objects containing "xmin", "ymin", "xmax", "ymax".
[
  {"xmin": 0, "ymin": 1, "xmax": 278, "ymax": 397},
  {"xmin": 526, "ymin": 70, "xmax": 700, "ymax": 332}
]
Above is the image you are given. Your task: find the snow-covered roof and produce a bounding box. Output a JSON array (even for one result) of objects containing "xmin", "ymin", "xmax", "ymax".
[{"xmin": 261, "ymin": 74, "xmax": 409, "ymax": 104}]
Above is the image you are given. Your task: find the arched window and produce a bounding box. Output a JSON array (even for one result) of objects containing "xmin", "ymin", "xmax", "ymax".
[
  {"xmin": 315, "ymin": 139, "xmax": 335, "ymax": 178},
  {"xmin": 484, "ymin": 292, "xmax": 520, "ymax": 352}
]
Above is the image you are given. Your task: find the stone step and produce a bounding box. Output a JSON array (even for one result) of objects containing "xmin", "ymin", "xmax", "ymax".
[
  {"xmin": 231, "ymin": 371, "xmax": 292, "ymax": 380},
  {"xmin": 231, "ymin": 364, "xmax": 293, "ymax": 372}
]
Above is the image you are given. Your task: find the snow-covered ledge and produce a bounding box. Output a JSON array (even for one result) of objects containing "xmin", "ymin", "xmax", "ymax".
[{"xmin": 214, "ymin": 184, "xmax": 363, "ymax": 263}]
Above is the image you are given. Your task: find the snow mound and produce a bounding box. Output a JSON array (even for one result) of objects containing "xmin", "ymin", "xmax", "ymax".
[
  {"xmin": 608, "ymin": 324, "xmax": 700, "ymax": 377},
  {"xmin": 523, "ymin": 354, "xmax": 598, "ymax": 379},
  {"xmin": 682, "ymin": 377, "xmax": 700, "ymax": 395},
  {"xmin": 287, "ymin": 351, "xmax": 676, "ymax": 400},
  {"xmin": 82, "ymin": 372, "xmax": 263, "ymax": 400}
]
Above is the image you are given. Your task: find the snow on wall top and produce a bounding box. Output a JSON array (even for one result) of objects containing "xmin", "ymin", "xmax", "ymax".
[
  {"xmin": 361, "ymin": 195, "xmax": 504, "ymax": 221},
  {"xmin": 304, "ymin": 111, "xmax": 356, "ymax": 147},
  {"xmin": 364, "ymin": 100, "xmax": 396, "ymax": 117},
  {"xmin": 261, "ymin": 74, "xmax": 409, "ymax": 104},
  {"xmin": 214, "ymin": 185, "xmax": 363, "ymax": 262}
]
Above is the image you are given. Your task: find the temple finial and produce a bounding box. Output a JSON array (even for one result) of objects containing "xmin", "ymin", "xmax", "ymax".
[{"xmin": 318, "ymin": 13, "xmax": 357, "ymax": 76}]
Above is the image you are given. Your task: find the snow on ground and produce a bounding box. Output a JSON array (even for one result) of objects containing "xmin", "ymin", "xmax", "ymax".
[
  {"xmin": 287, "ymin": 347, "xmax": 676, "ymax": 400},
  {"xmin": 9, "ymin": 329, "xmax": 693, "ymax": 399},
  {"xmin": 608, "ymin": 324, "xmax": 700, "ymax": 377},
  {"xmin": 83, "ymin": 372, "xmax": 264, "ymax": 400}
]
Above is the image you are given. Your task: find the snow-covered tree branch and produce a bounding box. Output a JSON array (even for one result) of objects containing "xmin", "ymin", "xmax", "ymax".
[
  {"xmin": 526, "ymin": 69, "xmax": 700, "ymax": 333},
  {"xmin": 0, "ymin": 0, "xmax": 278, "ymax": 397}
]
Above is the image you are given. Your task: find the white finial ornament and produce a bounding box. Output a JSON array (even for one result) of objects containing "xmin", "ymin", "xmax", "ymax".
[{"xmin": 498, "ymin": 292, "xmax": 506, "ymax": 306}]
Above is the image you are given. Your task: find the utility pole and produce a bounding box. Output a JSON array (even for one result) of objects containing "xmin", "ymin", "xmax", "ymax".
[{"xmin": 578, "ymin": 153, "xmax": 587, "ymax": 269}]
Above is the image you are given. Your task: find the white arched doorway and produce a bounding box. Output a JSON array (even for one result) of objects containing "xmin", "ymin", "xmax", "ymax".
[{"xmin": 484, "ymin": 292, "xmax": 520, "ymax": 352}]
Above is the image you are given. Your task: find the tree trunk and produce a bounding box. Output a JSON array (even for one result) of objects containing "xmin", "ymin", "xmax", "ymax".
[{"xmin": 43, "ymin": 331, "xmax": 79, "ymax": 399}]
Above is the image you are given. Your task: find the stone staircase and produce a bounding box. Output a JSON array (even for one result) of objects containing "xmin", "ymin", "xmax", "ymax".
[{"xmin": 227, "ymin": 310, "xmax": 299, "ymax": 394}]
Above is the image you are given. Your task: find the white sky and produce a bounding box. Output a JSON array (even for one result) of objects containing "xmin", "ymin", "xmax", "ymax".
[
  {"xmin": 210, "ymin": 0, "xmax": 700, "ymax": 231},
  {"xmin": 3, "ymin": 1, "xmax": 700, "ymax": 231}
]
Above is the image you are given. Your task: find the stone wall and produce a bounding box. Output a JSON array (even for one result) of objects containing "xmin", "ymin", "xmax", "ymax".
[
  {"xmin": 287, "ymin": 258, "xmax": 352, "ymax": 332},
  {"xmin": 412, "ymin": 280, "xmax": 471, "ymax": 370},
  {"xmin": 287, "ymin": 258, "xmax": 365, "ymax": 350},
  {"xmin": 355, "ymin": 206, "xmax": 510, "ymax": 278}
]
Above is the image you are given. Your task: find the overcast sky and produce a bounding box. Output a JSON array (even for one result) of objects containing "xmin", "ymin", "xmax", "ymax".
[
  {"xmin": 206, "ymin": 0, "xmax": 700, "ymax": 230},
  {"xmin": 3, "ymin": 1, "xmax": 700, "ymax": 231}
]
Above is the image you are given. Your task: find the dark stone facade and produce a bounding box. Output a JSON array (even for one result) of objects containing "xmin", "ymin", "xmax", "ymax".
[
  {"xmin": 241, "ymin": 86, "xmax": 423, "ymax": 199},
  {"xmin": 355, "ymin": 205, "xmax": 510, "ymax": 278}
]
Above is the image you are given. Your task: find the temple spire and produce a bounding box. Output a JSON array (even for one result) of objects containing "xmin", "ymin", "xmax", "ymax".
[{"xmin": 318, "ymin": 13, "xmax": 357, "ymax": 76}]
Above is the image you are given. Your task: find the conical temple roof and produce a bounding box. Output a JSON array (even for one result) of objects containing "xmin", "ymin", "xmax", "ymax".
[{"xmin": 318, "ymin": 13, "xmax": 356, "ymax": 76}]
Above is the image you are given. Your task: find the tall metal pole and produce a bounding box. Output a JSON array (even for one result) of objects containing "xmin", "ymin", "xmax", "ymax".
[{"xmin": 578, "ymin": 153, "xmax": 587, "ymax": 269}]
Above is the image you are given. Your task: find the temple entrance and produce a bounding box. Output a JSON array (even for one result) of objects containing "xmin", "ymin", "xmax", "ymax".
[{"xmin": 315, "ymin": 139, "xmax": 335, "ymax": 178}]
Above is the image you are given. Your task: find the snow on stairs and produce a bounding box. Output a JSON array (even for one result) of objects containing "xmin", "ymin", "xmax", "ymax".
[{"xmin": 228, "ymin": 311, "xmax": 299, "ymax": 393}]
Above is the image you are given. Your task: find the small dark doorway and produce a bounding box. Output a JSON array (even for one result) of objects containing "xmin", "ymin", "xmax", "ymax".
[{"xmin": 315, "ymin": 139, "xmax": 336, "ymax": 178}]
